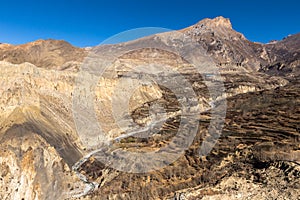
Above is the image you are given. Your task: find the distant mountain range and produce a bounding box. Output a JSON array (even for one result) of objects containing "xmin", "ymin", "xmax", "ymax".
[{"xmin": 0, "ymin": 17, "xmax": 299, "ymax": 76}]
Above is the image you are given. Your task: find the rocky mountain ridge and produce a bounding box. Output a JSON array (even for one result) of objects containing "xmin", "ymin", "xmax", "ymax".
[{"xmin": 0, "ymin": 39, "xmax": 87, "ymax": 70}]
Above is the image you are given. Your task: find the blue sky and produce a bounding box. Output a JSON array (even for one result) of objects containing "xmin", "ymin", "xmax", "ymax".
[{"xmin": 0, "ymin": 0, "xmax": 299, "ymax": 47}]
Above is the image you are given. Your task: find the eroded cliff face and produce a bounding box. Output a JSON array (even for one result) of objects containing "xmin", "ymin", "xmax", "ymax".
[
  {"xmin": 0, "ymin": 16, "xmax": 299, "ymax": 200},
  {"xmin": 0, "ymin": 131, "xmax": 77, "ymax": 200},
  {"xmin": 0, "ymin": 62, "xmax": 83, "ymax": 199}
]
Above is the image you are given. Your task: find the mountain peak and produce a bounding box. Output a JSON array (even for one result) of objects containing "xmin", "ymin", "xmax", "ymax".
[{"xmin": 197, "ymin": 16, "xmax": 232, "ymax": 29}]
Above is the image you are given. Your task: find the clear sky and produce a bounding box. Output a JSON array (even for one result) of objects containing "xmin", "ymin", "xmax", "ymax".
[{"xmin": 0, "ymin": 0, "xmax": 299, "ymax": 47}]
